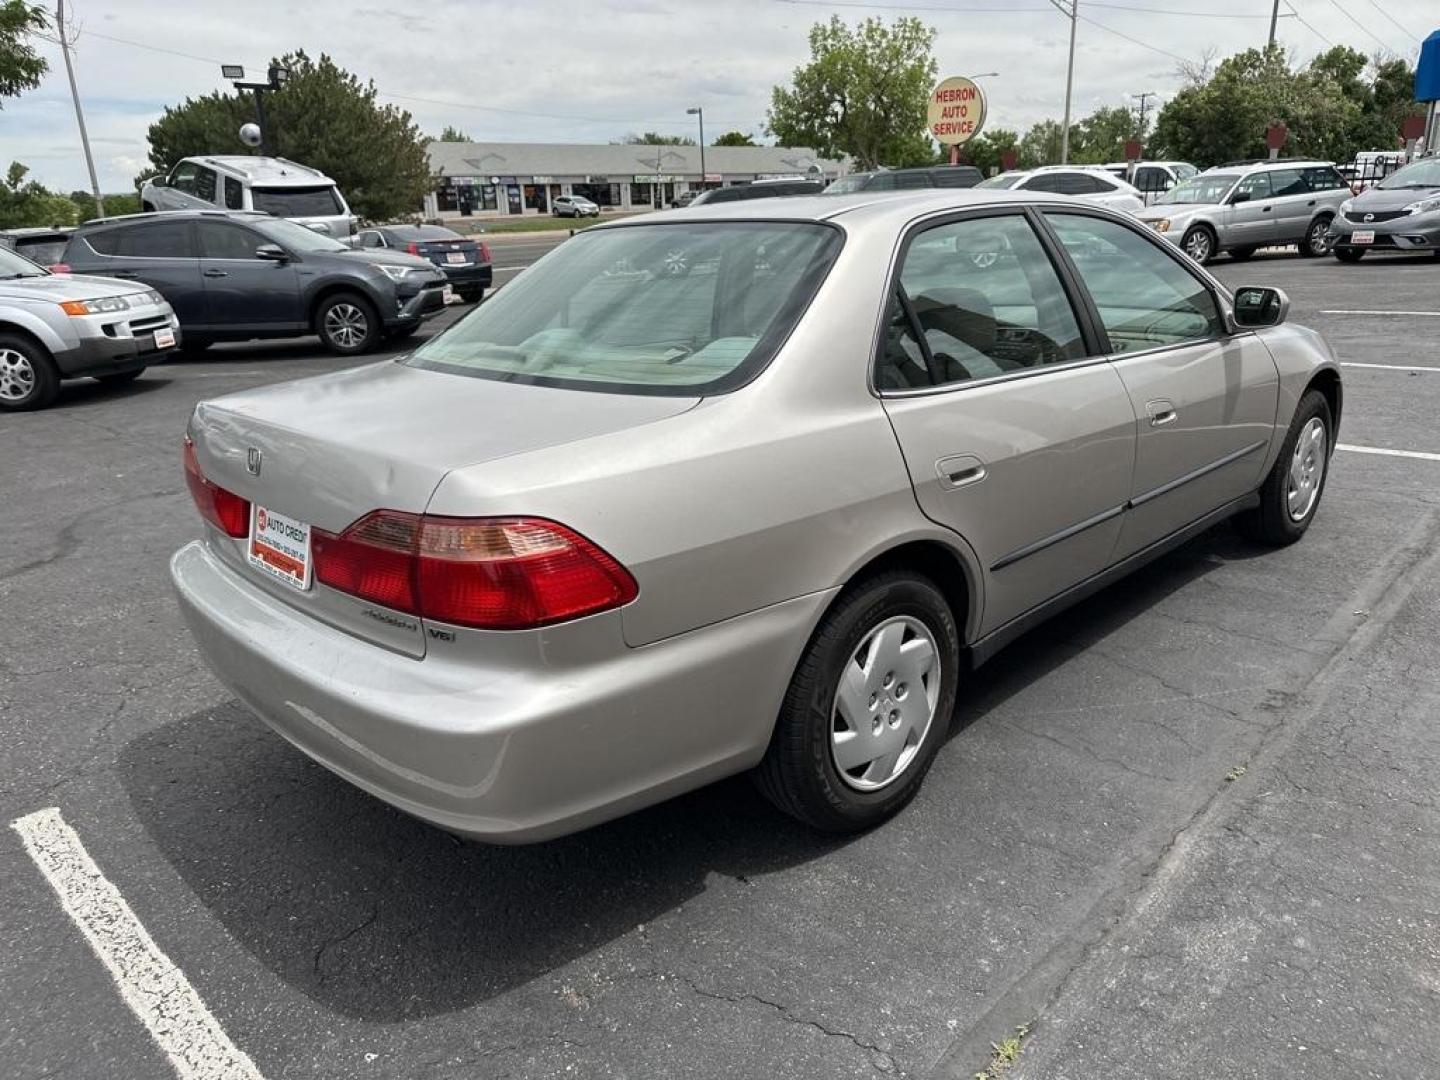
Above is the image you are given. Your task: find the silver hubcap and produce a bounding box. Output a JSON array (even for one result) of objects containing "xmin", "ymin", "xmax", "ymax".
[
  {"xmin": 324, "ymin": 303, "xmax": 368, "ymax": 349},
  {"xmin": 1309, "ymin": 221, "xmax": 1332, "ymax": 255},
  {"xmin": 831, "ymin": 615, "xmax": 941, "ymax": 792},
  {"xmin": 1185, "ymin": 231, "xmax": 1211, "ymax": 261},
  {"xmin": 0, "ymin": 347, "xmax": 36, "ymax": 402},
  {"xmin": 1287, "ymin": 416, "xmax": 1327, "ymax": 521}
]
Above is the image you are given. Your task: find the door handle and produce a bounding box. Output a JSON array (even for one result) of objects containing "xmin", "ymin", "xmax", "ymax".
[
  {"xmin": 1307, "ymin": 199, "xmax": 1316, "ymax": 206},
  {"xmin": 936, "ymin": 454, "xmax": 987, "ymax": 490},
  {"xmin": 1146, "ymin": 399, "xmax": 1178, "ymax": 427},
  {"xmin": 202, "ymin": 268, "xmax": 228, "ymax": 278},
  {"xmin": 1261, "ymin": 206, "xmax": 1272, "ymax": 212}
]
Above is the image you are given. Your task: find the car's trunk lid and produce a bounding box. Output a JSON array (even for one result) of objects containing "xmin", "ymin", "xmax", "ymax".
[{"xmin": 189, "ymin": 361, "xmax": 699, "ymax": 656}]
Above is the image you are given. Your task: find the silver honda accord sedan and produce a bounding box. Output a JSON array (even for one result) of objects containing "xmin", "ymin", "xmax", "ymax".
[{"xmin": 172, "ymin": 190, "xmax": 1341, "ymax": 842}]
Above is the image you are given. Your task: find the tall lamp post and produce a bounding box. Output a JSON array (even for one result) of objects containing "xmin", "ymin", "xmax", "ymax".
[
  {"xmin": 224, "ymin": 64, "xmax": 292, "ymax": 156},
  {"xmin": 687, "ymin": 107, "xmax": 706, "ymax": 190}
]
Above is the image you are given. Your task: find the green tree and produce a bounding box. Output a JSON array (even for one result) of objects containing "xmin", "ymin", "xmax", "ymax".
[
  {"xmin": 0, "ymin": 1, "xmax": 46, "ymax": 105},
  {"xmin": 0, "ymin": 162, "xmax": 79, "ymax": 228},
  {"xmin": 69, "ymin": 189, "xmax": 138, "ymax": 220},
  {"xmin": 767, "ymin": 16, "xmax": 938, "ymax": 168},
  {"xmin": 960, "ymin": 127, "xmax": 1020, "ymax": 175},
  {"xmin": 1018, "ymin": 119, "xmax": 1064, "ymax": 167},
  {"xmin": 1072, "ymin": 105, "xmax": 1144, "ymax": 164},
  {"xmin": 436, "ymin": 125, "xmax": 471, "ymax": 142},
  {"xmin": 145, "ymin": 51, "xmax": 430, "ymax": 221},
  {"xmin": 712, "ymin": 131, "xmax": 757, "ymax": 147},
  {"xmin": 619, "ymin": 131, "xmax": 695, "ymax": 146}
]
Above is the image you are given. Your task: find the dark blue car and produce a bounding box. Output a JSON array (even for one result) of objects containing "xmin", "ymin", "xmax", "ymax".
[{"xmin": 355, "ymin": 224, "xmax": 493, "ymax": 303}]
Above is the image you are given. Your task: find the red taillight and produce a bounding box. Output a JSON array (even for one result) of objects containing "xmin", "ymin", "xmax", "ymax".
[
  {"xmin": 48, "ymin": 263, "xmax": 71, "ymax": 274},
  {"xmin": 312, "ymin": 512, "xmax": 637, "ymax": 630},
  {"xmin": 406, "ymin": 242, "xmax": 421, "ymax": 256},
  {"xmin": 478, "ymin": 242, "xmax": 491, "ymax": 264},
  {"xmin": 183, "ymin": 437, "xmax": 250, "ymax": 538}
]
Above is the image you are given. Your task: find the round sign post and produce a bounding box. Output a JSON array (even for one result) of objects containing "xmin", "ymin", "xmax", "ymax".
[
  {"xmin": 929, "ymin": 76, "xmax": 987, "ymax": 165},
  {"xmin": 1265, "ymin": 121, "xmax": 1288, "ymax": 160}
]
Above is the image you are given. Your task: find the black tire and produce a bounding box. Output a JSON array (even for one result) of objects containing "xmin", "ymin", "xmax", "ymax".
[
  {"xmin": 1300, "ymin": 215, "xmax": 1334, "ymax": 257},
  {"xmin": 1235, "ymin": 389, "xmax": 1332, "ymax": 546},
  {"xmin": 1334, "ymin": 247, "xmax": 1365, "ymax": 263},
  {"xmin": 95, "ymin": 368, "xmax": 145, "ymax": 386},
  {"xmin": 315, "ymin": 292, "xmax": 380, "ymax": 355},
  {"xmin": 458, "ymin": 287, "xmax": 485, "ymax": 304},
  {"xmin": 755, "ymin": 570, "xmax": 960, "ymax": 833},
  {"xmin": 0, "ymin": 332, "xmax": 60, "ymax": 412},
  {"xmin": 1229, "ymin": 246, "xmax": 1257, "ymax": 261},
  {"xmin": 1181, "ymin": 225, "xmax": 1217, "ymax": 265},
  {"xmin": 388, "ymin": 323, "xmax": 420, "ymax": 341}
]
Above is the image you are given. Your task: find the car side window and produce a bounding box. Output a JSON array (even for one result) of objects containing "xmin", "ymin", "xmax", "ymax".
[
  {"xmin": 359, "ymin": 231, "xmax": 384, "ymax": 249},
  {"xmin": 891, "ymin": 171, "xmax": 931, "ymax": 190},
  {"xmin": 223, "ymin": 176, "xmax": 245, "ymax": 210},
  {"xmin": 1023, "ymin": 174, "xmax": 1061, "ymax": 193},
  {"xmin": 195, "ymin": 168, "xmax": 218, "ymax": 204},
  {"xmin": 1302, "ymin": 166, "xmax": 1346, "ymax": 192},
  {"xmin": 1046, "ymin": 213, "xmax": 1222, "ymax": 352},
  {"xmin": 881, "ymin": 214, "xmax": 1087, "ymax": 389},
  {"xmin": 84, "ymin": 230, "xmax": 122, "ymax": 256},
  {"xmin": 1135, "ymin": 167, "xmax": 1168, "ymax": 194},
  {"xmin": 169, "ymin": 163, "xmax": 198, "ymax": 195},
  {"xmin": 197, "ymin": 221, "xmax": 265, "ymax": 260},
  {"xmin": 1269, "ymin": 169, "xmax": 1308, "ymax": 198},
  {"xmin": 1231, "ymin": 172, "xmax": 1272, "ymax": 203},
  {"xmin": 115, "ymin": 221, "xmax": 196, "ymax": 259},
  {"xmin": 1058, "ymin": 172, "xmax": 1102, "ymax": 195}
]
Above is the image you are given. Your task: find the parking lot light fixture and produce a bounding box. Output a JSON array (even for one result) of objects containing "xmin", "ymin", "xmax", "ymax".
[{"xmin": 688, "ymin": 107, "xmax": 706, "ymax": 192}]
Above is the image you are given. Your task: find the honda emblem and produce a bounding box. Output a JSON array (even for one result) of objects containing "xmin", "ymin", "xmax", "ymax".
[{"xmin": 246, "ymin": 447, "xmax": 262, "ymax": 476}]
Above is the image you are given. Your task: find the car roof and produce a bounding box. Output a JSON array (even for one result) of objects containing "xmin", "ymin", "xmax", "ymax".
[
  {"xmin": 0, "ymin": 226, "xmax": 73, "ymax": 237},
  {"xmin": 1211, "ymin": 159, "xmax": 1337, "ymax": 173},
  {"xmin": 183, "ymin": 156, "xmax": 336, "ymax": 186},
  {"xmin": 76, "ymin": 209, "xmax": 272, "ymax": 230}
]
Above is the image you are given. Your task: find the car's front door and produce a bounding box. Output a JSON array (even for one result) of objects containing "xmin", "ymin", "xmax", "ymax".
[
  {"xmin": 877, "ymin": 209, "xmax": 1137, "ymax": 635},
  {"xmin": 195, "ymin": 220, "xmax": 301, "ymax": 331},
  {"xmin": 162, "ymin": 163, "xmax": 202, "ymax": 210},
  {"xmin": 1043, "ymin": 210, "xmax": 1279, "ymax": 558},
  {"xmin": 1220, "ymin": 171, "xmax": 1278, "ymax": 248},
  {"xmin": 102, "ymin": 220, "xmax": 206, "ymax": 326}
]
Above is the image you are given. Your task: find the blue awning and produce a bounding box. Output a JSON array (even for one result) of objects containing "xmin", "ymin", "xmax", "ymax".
[{"xmin": 1418, "ymin": 29, "xmax": 1440, "ymax": 102}]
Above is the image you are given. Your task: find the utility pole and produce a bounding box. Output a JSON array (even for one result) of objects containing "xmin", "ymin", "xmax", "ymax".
[
  {"xmin": 1268, "ymin": 0, "xmax": 1280, "ymax": 47},
  {"xmin": 55, "ymin": 0, "xmax": 103, "ymax": 218},
  {"xmin": 1132, "ymin": 91, "xmax": 1157, "ymax": 139},
  {"xmin": 687, "ymin": 107, "xmax": 706, "ymax": 192},
  {"xmin": 1057, "ymin": 0, "xmax": 1079, "ymax": 164}
]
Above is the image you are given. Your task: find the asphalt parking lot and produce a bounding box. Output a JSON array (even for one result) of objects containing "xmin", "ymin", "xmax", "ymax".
[{"xmin": 2, "ymin": 244, "xmax": 1439, "ymax": 1080}]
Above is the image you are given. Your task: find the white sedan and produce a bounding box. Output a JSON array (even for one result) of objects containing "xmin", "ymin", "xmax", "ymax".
[{"xmin": 977, "ymin": 166, "xmax": 1145, "ymax": 213}]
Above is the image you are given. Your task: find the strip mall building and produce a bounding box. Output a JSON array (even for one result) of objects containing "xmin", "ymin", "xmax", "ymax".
[{"xmin": 423, "ymin": 141, "xmax": 847, "ymax": 219}]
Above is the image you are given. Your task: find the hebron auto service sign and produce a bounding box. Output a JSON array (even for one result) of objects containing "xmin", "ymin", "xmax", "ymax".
[{"xmin": 928, "ymin": 76, "xmax": 986, "ymax": 146}]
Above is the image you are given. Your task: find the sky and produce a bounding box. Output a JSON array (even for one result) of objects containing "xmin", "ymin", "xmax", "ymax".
[{"xmin": 3, "ymin": 0, "xmax": 1435, "ymax": 192}]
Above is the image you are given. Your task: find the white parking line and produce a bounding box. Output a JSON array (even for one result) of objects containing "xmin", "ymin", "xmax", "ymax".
[
  {"xmin": 1320, "ymin": 309, "xmax": 1440, "ymax": 317},
  {"xmin": 12, "ymin": 808, "xmax": 264, "ymax": 1080},
  {"xmin": 1337, "ymin": 443, "xmax": 1440, "ymax": 462},
  {"xmin": 493, "ymin": 265, "xmax": 527, "ymax": 274},
  {"xmin": 1341, "ymin": 362, "xmax": 1440, "ymax": 372}
]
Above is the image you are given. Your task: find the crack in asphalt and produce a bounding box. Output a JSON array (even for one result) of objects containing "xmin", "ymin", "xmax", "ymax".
[{"xmin": 313, "ymin": 907, "xmax": 381, "ymax": 982}]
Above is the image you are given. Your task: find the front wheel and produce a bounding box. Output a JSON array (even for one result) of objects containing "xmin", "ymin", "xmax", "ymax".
[
  {"xmin": 0, "ymin": 333, "xmax": 60, "ymax": 412},
  {"xmin": 1182, "ymin": 225, "xmax": 1216, "ymax": 265},
  {"xmin": 315, "ymin": 293, "xmax": 380, "ymax": 355},
  {"xmin": 1235, "ymin": 389, "xmax": 1332, "ymax": 545},
  {"xmin": 1334, "ymin": 247, "xmax": 1365, "ymax": 263},
  {"xmin": 755, "ymin": 571, "xmax": 960, "ymax": 833},
  {"xmin": 1300, "ymin": 216, "xmax": 1334, "ymax": 257}
]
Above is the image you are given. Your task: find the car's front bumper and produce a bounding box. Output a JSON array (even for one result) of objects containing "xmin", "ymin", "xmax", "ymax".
[
  {"xmin": 390, "ymin": 280, "xmax": 448, "ymax": 325},
  {"xmin": 171, "ymin": 540, "xmax": 829, "ymax": 843},
  {"xmin": 1328, "ymin": 212, "xmax": 1440, "ymax": 253},
  {"xmin": 51, "ymin": 302, "xmax": 182, "ymax": 377}
]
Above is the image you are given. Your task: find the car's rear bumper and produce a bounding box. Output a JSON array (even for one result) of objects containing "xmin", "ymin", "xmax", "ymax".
[
  {"xmin": 171, "ymin": 540, "xmax": 829, "ymax": 843},
  {"xmin": 438, "ymin": 265, "xmax": 493, "ymax": 289}
]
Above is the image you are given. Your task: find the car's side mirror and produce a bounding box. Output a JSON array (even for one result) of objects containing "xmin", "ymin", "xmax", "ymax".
[
  {"xmin": 255, "ymin": 244, "xmax": 289, "ymax": 262},
  {"xmin": 1228, "ymin": 190, "xmax": 1251, "ymax": 205},
  {"xmin": 1230, "ymin": 286, "xmax": 1289, "ymax": 329}
]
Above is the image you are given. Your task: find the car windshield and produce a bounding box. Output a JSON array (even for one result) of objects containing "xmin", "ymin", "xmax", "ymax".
[
  {"xmin": 1173, "ymin": 162, "xmax": 1199, "ymax": 180},
  {"xmin": 824, "ymin": 175, "xmax": 871, "ymax": 194},
  {"xmin": 1378, "ymin": 158, "xmax": 1440, "ymax": 190},
  {"xmin": 1156, "ymin": 173, "xmax": 1238, "ymax": 204},
  {"xmin": 976, "ymin": 174, "xmax": 1023, "ymax": 190},
  {"xmin": 251, "ymin": 217, "xmax": 351, "ymax": 253},
  {"xmin": 405, "ymin": 222, "xmax": 842, "ymax": 395},
  {"xmin": 250, "ymin": 185, "xmax": 344, "ymax": 216},
  {"xmin": 0, "ymin": 246, "xmax": 48, "ymax": 278}
]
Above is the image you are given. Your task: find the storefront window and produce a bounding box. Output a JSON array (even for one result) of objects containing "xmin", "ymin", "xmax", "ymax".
[
  {"xmin": 523, "ymin": 185, "xmax": 547, "ymax": 212},
  {"xmin": 437, "ymin": 185, "xmax": 459, "ymax": 212},
  {"xmin": 631, "ymin": 182, "xmax": 652, "ymax": 206},
  {"xmin": 572, "ymin": 183, "xmax": 618, "ymax": 207},
  {"xmin": 480, "ymin": 186, "xmax": 498, "ymax": 211}
]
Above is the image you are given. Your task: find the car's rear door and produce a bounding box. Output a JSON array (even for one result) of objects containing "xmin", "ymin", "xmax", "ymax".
[
  {"xmin": 1265, "ymin": 167, "xmax": 1316, "ymax": 243},
  {"xmin": 877, "ymin": 208, "xmax": 1137, "ymax": 635},
  {"xmin": 1221, "ymin": 171, "xmax": 1278, "ymax": 248},
  {"xmin": 1042, "ymin": 209, "xmax": 1278, "ymax": 559},
  {"xmin": 89, "ymin": 220, "xmax": 206, "ymax": 326},
  {"xmin": 195, "ymin": 219, "xmax": 301, "ymax": 331}
]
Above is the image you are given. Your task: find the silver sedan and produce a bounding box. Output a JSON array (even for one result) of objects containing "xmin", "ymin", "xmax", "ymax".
[{"xmin": 173, "ymin": 190, "xmax": 1341, "ymax": 842}]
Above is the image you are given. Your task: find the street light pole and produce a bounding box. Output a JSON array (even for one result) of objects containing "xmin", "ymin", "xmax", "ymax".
[
  {"xmin": 1268, "ymin": 0, "xmax": 1280, "ymax": 47},
  {"xmin": 55, "ymin": 0, "xmax": 103, "ymax": 218},
  {"xmin": 687, "ymin": 107, "xmax": 705, "ymax": 191},
  {"xmin": 1058, "ymin": 0, "xmax": 1079, "ymax": 164}
]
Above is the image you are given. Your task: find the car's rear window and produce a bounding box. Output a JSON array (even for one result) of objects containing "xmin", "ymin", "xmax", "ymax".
[
  {"xmin": 824, "ymin": 175, "xmax": 871, "ymax": 194},
  {"xmin": 15, "ymin": 238, "xmax": 68, "ymax": 265},
  {"xmin": 406, "ymin": 222, "xmax": 842, "ymax": 396},
  {"xmin": 250, "ymin": 185, "xmax": 344, "ymax": 216}
]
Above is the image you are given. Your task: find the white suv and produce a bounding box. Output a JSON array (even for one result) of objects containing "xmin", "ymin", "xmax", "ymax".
[
  {"xmin": 140, "ymin": 156, "xmax": 355, "ymax": 237},
  {"xmin": 976, "ymin": 166, "xmax": 1145, "ymax": 213}
]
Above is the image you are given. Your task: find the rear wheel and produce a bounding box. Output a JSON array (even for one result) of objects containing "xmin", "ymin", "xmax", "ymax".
[
  {"xmin": 95, "ymin": 368, "xmax": 145, "ymax": 386},
  {"xmin": 1229, "ymin": 246, "xmax": 1257, "ymax": 261},
  {"xmin": 0, "ymin": 333, "xmax": 60, "ymax": 412},
  {"xmin": 1235, "ymin": 389, "xmax": 1332, "ymax": 545},
  {"xmin": 1334, "ymin": 247, "xmax": 1365, "ymax": 263},
  {"xmin": 755, "ymin": 571, "xmax": 959, "ymax": 833},
  {"xmin": 316, "ymin": 292, "xmax": 380, "ymax": 355},
  {"xmin": 1182, "ymin": 225, "xmax": 1216, "ymax": 264},
  {"xmin": 458, "ymin": 286, "xmax": 485, "ymax": 304},
  {"xmin": 1300, "ymin": 216, "xmax": 1334, "ymax": 257}
]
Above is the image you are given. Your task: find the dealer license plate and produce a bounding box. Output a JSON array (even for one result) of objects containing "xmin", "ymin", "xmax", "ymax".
[
  {"xmin": 247, "ymin": 505, "xmax": 312, "ymax": 591},
  {"xmin": 154, "ymin": 328, "xmax": 176, "ymax": 349},
  {"xmin": 1351, "ymin": 230, "xmax": 1375, "ymax": 245}
]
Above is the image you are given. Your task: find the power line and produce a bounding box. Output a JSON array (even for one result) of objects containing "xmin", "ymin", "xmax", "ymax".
[
  {"xmin": 1363, "ymin": 0, "xmax": 1420, "ymax": 45},
  {"xmin": 1284, "ymin": 0, "xmax": 1333, "ymax": 45},
  {"xmin": 775, "ymin": 0, "xmax": 1283, "ymax": 16},
  {"xmin": 1077, "ymin": 12, "xmax": 1192, "ymax": 63},
  {"xmin": 1317, "ymin": 0, "xmax": 1398, "ymax": 53}
]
